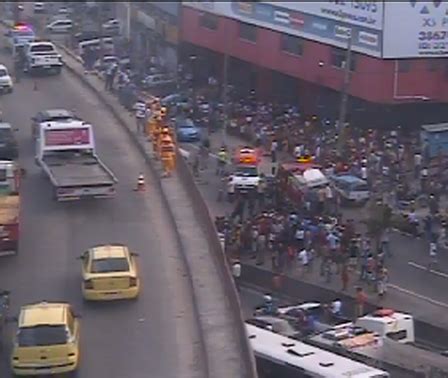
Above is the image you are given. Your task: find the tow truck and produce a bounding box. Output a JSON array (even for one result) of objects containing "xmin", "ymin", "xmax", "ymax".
[
  {"xmin": 0, "ymin": 160, "xmax": 20, "ymax": 256},
  {"xmin": 228, "ymin": 147, "xmax": 260, "ymax": 194},
  {"xmin": 35, "ymin": 120, "xmax": 117, "ymax": 201}
]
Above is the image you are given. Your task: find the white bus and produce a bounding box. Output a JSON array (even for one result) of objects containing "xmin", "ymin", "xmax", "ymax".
[{"xmin": 246, "ymin": 323, "xmax": 390, "ymax": 378}]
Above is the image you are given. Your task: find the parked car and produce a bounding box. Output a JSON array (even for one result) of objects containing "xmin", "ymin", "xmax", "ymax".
[
  {"xmin": 161, "ymin": 93, "xmax": 191, "ymax": 111},
  {"xmin": 0, "ymin": 123, "xmax": 19, "ymax": 160},
  {"xmin": 33, "ymin": 2, "xmax": 45, "ymax": 14},
  {"xmin": 46, "ymin": 19, "xmax": 73, "ymax": 33},
  {"xmin": 0, "ymin": 65, "xmax": 13, "ymax": 94},
  {"xmin": 176, "ymin": 118, "xmax": 201, "ymax": 142},
  {"xmin": 102, "ymin": 19, "xmax": 121, "ymax": 34},
  {"xmin": 141, "ymin": 74, "xmax": 175, "ymax": 89}
]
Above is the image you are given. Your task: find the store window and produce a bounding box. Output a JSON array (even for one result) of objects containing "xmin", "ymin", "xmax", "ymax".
[
  {"xmin": 199, "ymin": 12, "xmax": 218, "ymax": 30},
  {"xmin": 331, "ymin": 47, "xmax": 356, "ymax": 71},
  {"xmin": 239, "ymin": 22, "xmax": 257, "ymax": 42},
  {"xmin": 280, "ymin": 34, "xmax": 304, "ymax": 56}
]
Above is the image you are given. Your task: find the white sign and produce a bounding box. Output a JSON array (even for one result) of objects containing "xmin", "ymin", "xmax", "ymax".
[
  {"xmin": 264, "ymin": 1, "xmax": 384, "ymax": 31},
  {"xmin": 383, "ymin": 1, "xmax": 448, "ymax": 58}
]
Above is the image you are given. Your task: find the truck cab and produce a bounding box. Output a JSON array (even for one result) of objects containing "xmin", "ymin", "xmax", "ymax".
[{"xmin": 354, "ymin": 308, "xmax": 414, "ymax": 343}]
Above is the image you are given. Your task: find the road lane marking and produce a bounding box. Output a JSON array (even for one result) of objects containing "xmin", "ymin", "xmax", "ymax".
[
  {"xmin": 408, "ymin": 261, "xmax": 448, "ymax": 279},
  {"xmin": 387, "ymin": 284, "xmax": 448, "ymax": 309}
]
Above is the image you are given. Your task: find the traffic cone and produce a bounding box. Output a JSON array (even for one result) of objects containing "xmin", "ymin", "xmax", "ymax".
[{"xmin": 134, "ymin": 173, "xmax": 145, "ymax": 192}]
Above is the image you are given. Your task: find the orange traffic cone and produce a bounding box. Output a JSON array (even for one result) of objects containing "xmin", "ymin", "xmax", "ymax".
[{"xmin": 134, "ymin": 173, "xmax": 145, "ymax": 192}]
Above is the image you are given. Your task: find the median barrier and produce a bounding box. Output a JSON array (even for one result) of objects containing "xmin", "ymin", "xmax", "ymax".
[{"xmin": 175, "ymin": 150, "xmax": 258, "ymax": 378}]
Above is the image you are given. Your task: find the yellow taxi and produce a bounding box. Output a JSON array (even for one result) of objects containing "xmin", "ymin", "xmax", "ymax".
[
  {"xmin": 11, "ymin": 302, "xmax": 80, "ymax": 376},
  {"xmin": 81, "ymin": 244, "xmax": 140, "ymax": 301}
]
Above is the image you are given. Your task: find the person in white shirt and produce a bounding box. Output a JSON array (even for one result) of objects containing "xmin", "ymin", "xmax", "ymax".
[
  {"xmin": 429, "ymin": 242, "xmax": 437, "ymax": 270},
  {"xmin": 133, "ymin": 100, "xmax": 147, "ymax": 134},
  {"xmin": 360, "ymin": 165, "xmax": 368, "ymax": 180},
  {"xmin": 232, "ymin": 260, "xmax": 241, "ymax": 291},
  {"xmin": 298, "ymin": 248, "xmax": 309, "ymax": 275},
  {"xmin": 331, "ymin": 299, "xmax": 342, "ymax": 316}
]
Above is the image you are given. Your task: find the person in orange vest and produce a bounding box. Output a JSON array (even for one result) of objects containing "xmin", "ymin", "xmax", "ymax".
[
  {"xmin": 152, "ymin": 121, "xmax": 162, "ymax": 155},
  {"xmin": 161, "ymin": 138, "xmax": 175, "ymax": 176},
  {"xmin": 157, "ymin": 127, "xmax": 172, "ymax": 156}
]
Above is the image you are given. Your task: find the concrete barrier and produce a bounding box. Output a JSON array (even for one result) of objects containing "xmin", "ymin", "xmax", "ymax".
[{"xmin": 175, "ymin": 150, "xmax": 258, "ymax": 377}]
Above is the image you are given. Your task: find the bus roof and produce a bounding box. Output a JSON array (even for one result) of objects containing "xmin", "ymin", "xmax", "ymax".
[{"xmin": 246, "ymin": 323, "xmax": 389, "ymax": 378}]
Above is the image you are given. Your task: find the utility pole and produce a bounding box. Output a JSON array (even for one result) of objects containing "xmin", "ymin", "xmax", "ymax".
[
  {"xmin": 336, "ymin": 33, "xmax": 353, "ymax": 156},
  {"xmin": 13, "ymin": 3, "xmax": 21, "ymax": 23},
  {"xmin": 97, "ymin": 4, "xmax": 104, "ymax": 64},
  {"xmin": 221, "ymin": 52, "xmax": 229, "ymax": 146}
]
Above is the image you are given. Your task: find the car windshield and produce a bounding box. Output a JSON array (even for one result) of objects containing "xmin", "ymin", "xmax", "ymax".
[
  {"xmin": 31, "ymin": 45, "xmax": 55, "ymax": 53},
  {"xmin": 235, "ymin": 166, "xmax": 258, "ymax": 177},
  {"xmin": 0, "ymin": 69, "xmax": 7, "ymax": 77},
  {"xmin": 179, "ymin": 121, "xmax": 195, "ymax": 129},
  {"xmin": 17, "ymin": 325, "xmax": 68, "ymax": 347},
  {"xmin": 0, "ymin": 128, "xmax": 13, "ymax": 140},
  {"xmin": 91, "ymin": 257, "xmax": 129, "ymax": 273},
  {"xmin": 12, "ymin": 30, "xmax": 34, "ymax": 37}
]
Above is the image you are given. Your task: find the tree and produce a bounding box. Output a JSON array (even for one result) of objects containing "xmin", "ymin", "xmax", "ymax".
[{"xmin": 366, "ymin": 200, "xmax": 392, "ymax": 252}]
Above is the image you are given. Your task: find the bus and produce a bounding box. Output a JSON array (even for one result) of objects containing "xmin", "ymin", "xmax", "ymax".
[{"xmin": 246, "ymin": 323, "xmax": 390, "ymax": 378}]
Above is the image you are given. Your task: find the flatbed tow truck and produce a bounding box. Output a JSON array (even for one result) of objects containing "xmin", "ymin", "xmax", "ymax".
[{"xmin": 35, "ymin": 120, "xmax": 117, "ymax": 201}]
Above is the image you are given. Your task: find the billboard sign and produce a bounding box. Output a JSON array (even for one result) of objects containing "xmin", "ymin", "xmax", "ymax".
[
  {"xmin": 184, "ymin": 1, "xmax": 383, "ymax": 57},
  {"xmin": 383, "ymin": 1, "xmax": 448, "ymax": 58},
  {"xmin": 44, "ymin": 128, "xmax": 91, "ymax": 147},
  {"xmin": 265, "ymin": 1, "xmax": 384, "ymax": 31}
]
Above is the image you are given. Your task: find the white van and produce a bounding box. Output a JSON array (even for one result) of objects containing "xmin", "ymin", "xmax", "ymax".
[{"xmin": 78, "ymin": 37, "xmax": 114, "ymax": 56}]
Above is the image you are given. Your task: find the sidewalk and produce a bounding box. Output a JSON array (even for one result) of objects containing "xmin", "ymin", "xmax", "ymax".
[{"xmin": 181, "ymin": 129, "xmax": 448, "ymax": 332}]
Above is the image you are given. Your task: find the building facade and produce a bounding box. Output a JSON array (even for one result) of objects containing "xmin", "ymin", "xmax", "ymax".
[{"xmin": 181, "ymin": 1, "xmax": 448, "ymax": 127}]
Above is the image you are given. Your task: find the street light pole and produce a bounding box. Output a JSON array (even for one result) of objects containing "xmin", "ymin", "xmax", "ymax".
[
  {"xmin": 337, "ymin": 33, "xmax": 353, "ymax": 155},
  {"xmin": 221, "ymin": 51, "xmax": 229, "ymax": 146}
]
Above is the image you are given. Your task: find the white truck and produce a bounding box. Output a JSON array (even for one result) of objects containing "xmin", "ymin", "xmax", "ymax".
[
  {"xmin": 24, "ymin": 41, "xmax": 63, "ymax": 75},
  {"xmin": 35, "ymin": 120, "xmax": 117, "ymax": 201},
  {"xmin": 228, "ymin": 164, "xmax": 260, "ymax": 195},
  {"xmin": 305, "ymin": 309, "xmax": 448, "ymax": 375}
]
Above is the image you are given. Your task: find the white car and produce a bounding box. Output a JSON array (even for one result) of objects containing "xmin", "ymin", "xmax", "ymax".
[
  {"xmin": 102, "ymin": 19, "xmax": 120, "ymax": 33},
  {"xmin": 228, "ymin": 164, "xmax": 260, "ymax": 194},
  {"xmin": 46, "ymin": 19, "xmax": 73, "ymax": 33},
  {"xmin": 25, "ymin": 42, "xmax": 63, "ymax": 74},
  {"xmin": 0, "ymin": 65, "xmax": 13, "ymax": 94},
  {"xmin": 33, "ymin": 2, "xmax": 45, "ymax": 13}
]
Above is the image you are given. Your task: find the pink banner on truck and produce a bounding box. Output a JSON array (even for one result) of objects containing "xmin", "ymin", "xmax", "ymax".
[{"xmin": 44, "ymin": 128, "xmax": 90, "ymax": 146}]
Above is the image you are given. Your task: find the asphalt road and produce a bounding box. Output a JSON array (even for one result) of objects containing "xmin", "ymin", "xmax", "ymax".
[{"xmin": 0, "ymin": 53, "xmax": 206, "ymax": 378}]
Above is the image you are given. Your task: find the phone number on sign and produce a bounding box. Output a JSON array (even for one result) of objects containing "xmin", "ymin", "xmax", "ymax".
[
  {"xmin": 419, "ymin": 31, "xmax": 448, "ymax": 41},
  {"xmin": 419, "ymin": 41, "xmax": 448, "ymax": 53}
]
